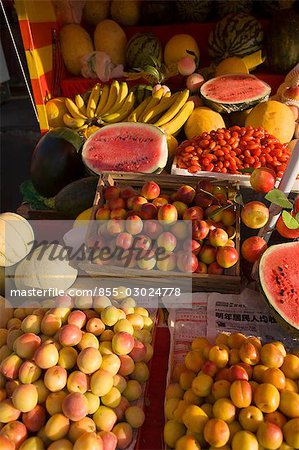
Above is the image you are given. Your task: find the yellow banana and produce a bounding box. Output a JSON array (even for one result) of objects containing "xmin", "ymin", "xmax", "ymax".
[
  {"xmin": 106, "ymin": 82, "xmax": 129, "ymax": 115},
  {"xmin": 100, "ymin": 80, "xmax": 120, "ymax": 115},
  {"xmin": 95, "ymin": 84, "xmax": 109, "ymax": 116},
  {"xmin": 164, "ymin": 91, "xmax": 171, "ymax": 98},
  {"xmin": 159, "ymin": 101, "xmax": 194, "ymax": 136},
  {"xmin": 127, "ymin": 96, "xmax": 152, "ymax": 122},
  {"xmin": 101, "ymin": 92, "xmax": 135, "ymax": 123},
  {"xmin": 154, "ymin": 89, "xmax": 190, "ymax": 127},
  {"xmin": 65, "ymin": 98, "xmax": 87, "ymax": 119},
  {"xmin": 139, "ymin": 87, "xmax": 165, "ymax": 122},
  {"xmin": 63, "ymin": 113, "xmax": 86, "ymax": 129},
  {"xmin": 142, "ymin": 92, "xmax": 180, "ymax": 124},
  {"xmin": 75, "ymin": 94, "xmax": 87, "ymax": 116},
  {"xmin": 86, "ymin": 83, "xmax": 101, "ymax": 118}
]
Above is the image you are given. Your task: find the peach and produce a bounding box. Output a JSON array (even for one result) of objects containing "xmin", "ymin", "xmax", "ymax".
[
  {"xmin": 257, "ymin": 422, "xmax": 283, "ymax": 449},
  {"xmin": 142, "ymin": 221, "xmax": 162, "ymax": 240},
  {"xmin": 101, "ymin": 306, "xmax": 120, "ymax": 327},
  {"xmin": 185, "ymin": 350, "xmax": 204, "ymax": 373},
  {"xmin": 281, "ymin": 354, "xmax": 299, "ymax": 380},
  {"xmin": 230, "ymin": 380, "xmax": 252, "ymax": 408},
  {"xmin": 22, "ymin": 405, "xmax": 46, "ymax": 432},
  {"xmin": 204, "ymin": 418, "xmax": 230, "ymax": 448},
  {"xmin": 110, "ymin": 208, "xmax": 127, "ymax": 220},
  {"xmin": 90, "ymin": 369, "xmax": 113, "ymax": 397},
  {"xmin": 68, "ymin": 417, "xmax": 96, "ymax": 443},
  {"xmin": 93, "ymin": 405, "xmax": 117, "ymax": 432},
  {"xmin": 183, "ymin": 238, "xmax": 201, "ymax": 254},
  {"xmin": 232, "ymin": 430, "xmax": 259, "ymax": 450},
  {"xmin": 265, "ymin": 411, "xmax": 287, "ymax": 428},
  {"xmin": 250, "ymin": 167, "xmax": 276, "ymax": 193},
  {"xmin": 183, "ymin": 206, "xmax": 204, "ymax": 221},
  {"xmin": 195, "ymin": 261, "xmax": 208, "ymax": 274},
  {"xmin": 141, "ymin": 181, "xmax": 160, "ymax": 200},
  {"xmin": 104, "ymin": 186, "xmax": 120, "ymax": 201},
  {"xmin": 122, "ymin": 379, "xmax": 142, "ymax": 402},
  {"xmin": 192, "ymin": 373, "xmax": 213, "ymax": 397},
  {"xmin": 118, "ymin": 355, "xmax": 135, "ymax": 377},
  {"xmin": 0, "ymin": 420, "xmax": 27, "ymax": 448},
  {"xmin": 106, "ymin": 219, "xmax": 125, "ymax": 236},
  {"xmin": 33, "ymin": 379, "xmax": 50, "ymax": 404},
  {"xmin": 176, "ymin": 185, "xmax": 196, "ymax": 204},
  {"xmin": 192, "ymin": 220, "xmax": 209, "ymax": 241},
  {"xmin": 34, "ymin": 343, "xmax": 59, "ymax": 369},
  {"xmin": 120, "ymin": 186, "xmax": 135, "ymax": 200},
  {"xmin": 222, "ymin": 209, "xmax": 236, "ymax": 226},
  {"xmin": 229, "ymin": 365, "xmax": 249, "ymax": 382},
  {"xmin": 58, "ymin": 347, "xmax": 78, "ymax": 370},
  {"xmin": 283, "ymin": 418, "xmax": 299, "ymax": 448},
  {"xmin": 13, "ymin": 333, "xmax": 41, "ymax": 360},
  {"xmin": 172, "ymin": 201, "xmax": 188, "ymax": 218},
  {"xmin": 176, "ymin": 251, "xmax": 198, "ymax": 272},
  {"xmin": 199, "ymin": 245, "xmax": 217, "ymax": 264},
  {"xmin": 1, "ymin": 354, "xmax": 22, "ymax": 379},
  {"xmin": 209, "ymin": 228, "xmax": 229, "ymax": 247},
  {"xmin": 131, "ymin": 196, "xmax": 147, "ymax": 212},
  {"xmin": 209, "ymin": 345, "xmax": 229, "ymax": 368},
  {"xmin": 130, "ymin": 361, "xmax": 149, "ymax": 383},
  {"xmin": 163, "ymin": 420, "xmax": 186, "ymax": 448},
  {"xmin": 241, "ymin": 236, "xmax": 268, "ymax": 263},
  {"xmin": 239, "ymin": 341, "xmax": 260, "ymax": 365},
  {"xmin": 77, "ymin": 347, "xmax": 102, "ymax": 375},
  {"xmin": 260, "ymin": 343, "xmax": 284, "ymax": 369},
  {"xmin": 177, "ymin": 56, "xmax": 196, "ymax": 75},
  {"xmin": 79, "ymin": 332, "xmax": 100, "ymax": 350},
  {"xmin": 216, "ymin": 246, "xmax": 239, "ymax": 268},
  {"xmin": 98, "ymin": 431, "xmax": 117, "ymax": 450},
  {"xmin": 158, "ymin": 204, "xmax": 178, "ymax": 224},
  {"xmin": 96, "ymin": 207, "xmax": 110, "ymax": 221},
  {"xmin": 279, "ymin": 390, "xmax": 299, "ymax": 418},
  {"xmin": 108, "ymin": 197, "xmax": 126, "ymax": 210},
  {"xmin": 157, "ymin": 231, "xmax": 177, "ymax": 252},
  {"xmin": 241, "ymin": 201, "xmax": 269, "ymax": 229},
  {"xmin": 239, "ymin": 405, "xmax": 264, "ymax": 432},
  {"xmin": 47, "ymin": 440, "xmax": 73, "ymax": 450},
  {"xmin": 12, "ymin": 384, "xmax": 38, "ymax": 412},
  {"xmin": 41, "ymin": 314, "xmax": 61, "ymax": 336},
  {"xmin": 253, "ymin": 364, "xmax": 269, "ymax": 383},
  {"xmin": 44, "ymin": 365, "xmax": 67, "ymax": 392},
  {"xmin": 170, "ymin": 221, "xmax": 189, "ymax": 240},
  {"xmin": 263, "ymin": 368, "xmax": 286, "ymax": 390},
  {"xmin": 213, "ymin": 398, "xmax": 236, "ymax": 423},
  {"xmin": 182, "ymin": 405, "xmax": 208, "ymax": 433},
  {"xmin": 208, "ymin": 261, "xmax": 224, "ymax": 274},
  {"xmin": 67, "ymin": 370, "xmax": 89, "ymax": 394},
  {"xmin": 194, "ymin": 192, "xmax": 213, "ymax": 209},
  {"xmin": 254, "ymin": 383, "xmax": 280, "ymax": 413},
  {"xmin": 62, "ymin": 392, "xmax": 89, "ymax": 422},
  {"xmin": 100, "ymin": 354, "xmax": 121, "ymax": 376},
  {"xmin": 0, "ymin": 435, "xmax": 14, "ymax": 450}
]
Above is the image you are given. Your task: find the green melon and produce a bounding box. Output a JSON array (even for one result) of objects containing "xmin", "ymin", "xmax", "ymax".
[
  {"xmin": 216, "ymin": 0, "xmax": 253, "ymax": 18},
  {"xmin": 125, "ymin": 33, "xmax": 162, "ymax": 70},
  {"xmin": 176, "ymin": 0, "xmax": 212, "ymax": 23},
  {"xmin": 259, "ymin": 0, "xmax": 294, "ymax": 15},
  {"xmin": 208, "ymin": 13, "xmax": 264, "ymax": 62}
]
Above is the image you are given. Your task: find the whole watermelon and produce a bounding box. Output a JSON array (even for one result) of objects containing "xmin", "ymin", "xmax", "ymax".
[
  {"xmin": 31, "ymin": 128, "xmax": 84, "ymax": 198},
  {"xmin": 208, "ymin": 13, "xmax": 264, "ymax": 62},
  {"xmin": 216, "ymin": 0, "xmax": 253, "ymax": 18},
  {"xmin": 125, "ymin": 33, "xmax": 162, "ymax": 69},
  {"xmin": 265, "ymin": 8, "xmax": 299, "ymax": 73},
  {"xmin": 258, "ymin": 0, "xmax": 294, "ymax": 16},
  {"xmin": 141, "ymin": 0, "xmax": 176, "ymax": 25},
  {"xmin": 176, "ymin": 0, "xmax": 212, "ymax": 23}
]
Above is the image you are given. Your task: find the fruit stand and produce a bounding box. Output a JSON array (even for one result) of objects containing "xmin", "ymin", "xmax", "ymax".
[{"xmin": 0, "ymin": 1, "xmax": 299, "ymax": 449}]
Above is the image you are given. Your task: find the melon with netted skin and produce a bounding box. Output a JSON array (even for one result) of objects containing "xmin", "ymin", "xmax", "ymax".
[
  {"xmin": 259, "ymin": 241, "xmax": 299, "ymax": 335},
  {"xmin": 82, "ymin": 123, "xmax": 168, "ymax": 174},
  {"xmin": 200, "ymin": 74, "xmax": 271, "ymax": 114}
]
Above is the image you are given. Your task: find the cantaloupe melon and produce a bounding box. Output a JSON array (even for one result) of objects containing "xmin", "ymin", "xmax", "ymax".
[
  {"xmin": 83, "ymin": 0, "xmax": 110, "ymax": 26},
  {"xmin": 245, "ymin": 100, "xmax": 295, "ymax": 143},
  {"xmin": 110, "ymin": 0, "xmax": 140, "ymax": 26},
  {"xmin": 94, "ymin": 19, "xmax": 127, "ymax": 66},
  {"xmin": 60, "ymin": 24, "xmax": 94, "ymax": 75},
  {"xmin": 164, "ymin": 34, "xmax": 200, "ymax": 68},
  {"xmin": 0, "ymin": 213, "xmax": 34, "ymax": 267},
  {"xmin": 184, "ymin": 107, "xmax": 225, "ymax": 140}
]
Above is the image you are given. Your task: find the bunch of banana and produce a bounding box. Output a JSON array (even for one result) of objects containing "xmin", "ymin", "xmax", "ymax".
[
  {"xmin": 62, "ymin": 80, "xmax": 136, "ymax": 131},
  {"xmin": 128, "ymin": 88, "xmax": 194, "ymax": 136}
]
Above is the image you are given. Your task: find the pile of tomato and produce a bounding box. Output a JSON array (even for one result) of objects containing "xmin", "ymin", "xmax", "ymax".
[{"xmin": 176, "ymin": 126, "xmax": 291, "ymax": 177}]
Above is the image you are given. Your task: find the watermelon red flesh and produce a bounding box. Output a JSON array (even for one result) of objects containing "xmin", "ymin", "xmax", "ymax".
[
  {"xmin": 259, "ymin": 242, "xmax": 299, "ymax": 331},
  {"xmin": 200, "ymin": 74, "xmax": 271, "ymax": 114},
  {"xmin": 82, "ymin": 123, "xmax": 168, "ymax": 174}
]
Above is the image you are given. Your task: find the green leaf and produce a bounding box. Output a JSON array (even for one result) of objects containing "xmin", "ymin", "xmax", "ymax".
[
  {"xmin": 208, "ymin": 204, "xmax": 231, "ymax": 219},
  {"xmin": 238, "ymin": 167, "xmax": 254, "ymax": 174},
  {"xmin": 282, "ymin": 210, "xmax": 299, "ymax": 230},
  {"xmin": 234, "ymin": 193, "xmax": 244, "ymax": 207},
  {"xmin": 265, "ymin": 189, "xmax": 293, "ymax": 209}
]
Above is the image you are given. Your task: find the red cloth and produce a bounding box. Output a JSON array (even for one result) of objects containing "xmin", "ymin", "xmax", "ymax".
[{"xmin": 136, "ymin": 327, "xmax": 170, "ymax": 450}]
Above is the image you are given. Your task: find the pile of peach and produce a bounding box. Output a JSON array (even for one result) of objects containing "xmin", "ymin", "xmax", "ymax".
[
  {"xmin": 164, "ymin": 332, "xmax": 299, "ymax": 450},
  {"xmin": 93, "ymin": 180, "xmax": 239, "ymax": 274},
  {"xmin": 0, "ymin": 291, "xmax": 154, "ymax": 450}
]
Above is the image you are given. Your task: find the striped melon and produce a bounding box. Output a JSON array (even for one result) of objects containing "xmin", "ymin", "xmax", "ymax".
[
  {"xmin": 125, "ymin": 33, "xmax": 162, "ymax": 70},
  {"xmin": 176, "ymin": 0, "xmax": 212, "ymax": 23},
  {"xmin": 216, "ymin": 0, "xmax": 253, "ymax": 18},
  {"xmin": 208, "ymin": 14, "xmax": 264, "ymax": 62}
]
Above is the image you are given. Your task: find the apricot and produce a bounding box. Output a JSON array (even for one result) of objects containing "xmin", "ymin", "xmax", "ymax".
[
  {"xmin": 0, "ymin": 354, "xmax": 22, "ymax": 380},
  {"xmin": 253, "ymin": 364, "xmax": 269, "ymax": 383},
  {"xmin": 254, "ymin": 383, "xmax": 280, "ymax": 413},
  {"xmin": 201, "ymin": 360, "xmax": 218, "ymax": 378},
  {"xmin": 209, "ymin": 345, "xmax": 229, "ymax": 368},
  {"xmin": 97, "ymin": 431, "xmax": 117, "ymax": 450},
  {"xmin": 33, "ymin": 379, "xmax": 50, "ymax": 404},
  {"xmin": 40, "ymin": 314, "xmax": 61, "ymax": 337},
  {"xmin": 283, "ymin": 418, "xmax": 299, "ymax": 448},
  {"xmin": 45, "ymin": 391, "xmax": 66, "ymax": 416},
  {"xmin": 265, "ymin": 411, "xmax": 287, "ymax": 428},
  {"xmin": 229, "ymin": 364, "xmax": 249, "ymax": 382},
  {"xmin": 257, "ymin": 422, "xmax": 283, "ymax": 449},
  {"xmin": 0, "ymin": 420, "xmax": 27, "ymax": 448},
  {"xmin": 47, "ymin": 439, "xmax": 73, "ymax": 450},
  {"xmin": 74, "ymin": 431, "xmax": 103, "ymax": 450},
  {"xmin": 182, "ymin": 405, "xmax": 208, "ymax": 434},
  {"xmin": 0, "ymin": 398, "xmax": 20, "ymax": 423},
  {"xmin": 100, "ymin": 306, "xmax": 120, "ymax": 327},
  {"xmin": 260, "ymin": 343, "xmax": 284, "ymax": 369},
  {"xmin": 228, "ymin": 420, "xmax": 242, "ymax": 444},
  {"xmin": 13, "ymin": 333, "xmax": 41, "ymax": 360},
  {"xmin": 118, "ymin": 355, "xmax": 135, "ymax": 377},
  {"xmin": 175, "ymin": 435, "xmax": 201, "ymax": 450},
  {"xmin": 58, "ymin": 324, "xmax": 82, "ymax": 347},
  {"xmin": 130, "ymin": 361, "xmax": 149, "ymax": 384},
  {"xmin": 192, "ymin": 373, "xmax": 213, "ymax": 397},
  {"xmin": 93, "ymin": 295, "xmax": 111, "ymax": 313},
  {"xmin": 19, "ymin": 437, "xmax": 45, "ymax": 450},
  {"xmin": 213, "ymin": 398, "xmax": 236, "ymax": 423},
  {"xmin": 21, "ymin": 405, "xmax": 45, "ymax": 434},
  {"xmin": 279, "ymin": 390, "xmax": 299, "ymax": 418},
  {"xmin": 241, "ymin": 201, "xmax": 269, "ymax": 229},
  {"xmin": 99, "ymin": 354, "xmax": 120, "ymax": 376},
  {"xmin": 12, "ymin": 384, "xmax": 38, "ymax": 412},
  {"xmin": 183, "ymin": 350, "xmax": 203, "ymax": 373},
  {"xmin": 239, "ymin": 341, "xmax": 260, "ymax": 365},
  {"xmin": 79, "ymin": 332, "xmax": 100, "ymax": 350},
  {"xmin": 232, "ymin": 430, "xmax": 259, "ymax": 450},
  {"xmin": 281, "ymin": 354, "xmax": 299, "ymax": 380},
  {"xmin": 34, "ymin": 343, "xmax": 59, "ymax": 369},
  {"xmin": 241, "ymin": 236, "xmax": 268, "ymax": 263},
  {"xmin": 250, "ymin": 167, "xmax": 276, "ymax": 193},
  {"xmin": 216, "ymin": 246, "xmax": 239, "ymax": 268},
  {"xmin": 93, "ymin": 405, "xmax": 117, "ymax": 432},
  {"xmin": 0, "ymin": 435, "xmax": 14, "ymax": 450},
  {"xmin": 204, "ymin": 418, "xmax": 230, "ymax": 448},
  {"xmin": 45, "ymin": 413, "xmax": 70, "ymax": 441},
  {"xmin": 61, "ymin": 392, "xmax": 89, "ymax": 422},
  {"xmin": 122, "ymin": 379, "xmax": 142, "ymax": 402},
  {"xmin": 76, "ymin": 347, "xmax": 102, "ymax": 375},
  {"xmin": 58, "ymin": 347, "xmax": 78, "ymax": 370},
  {"xmin": 239, "ymin": 405, "xmax": 264, "ymax": 432},
  {"xmin": 111, "ymin": 332, "xmax": 134, "ymax": 356},
  {"xmin": 101, "ymin": 386, "xmax": 121, "ymax": 409},
  {"xmin": 173, "ymin": 400, "xmax": 191, "ymax": 423},
  {"xmin": 67, "ymin": 370, "xmax": 89, "ymax": 394},
  {"xmin": 112, "ymin": 422, "xmax": 132, "ymax": 449},
  {"xmin": 230, "ymin": 380, "xmax": 252, "ymax": 408},
  {"xmin": 68, "ymin": 417, "xmax": 96, "ymax": 443},
  {"xmin": 212, "ymin": 380, "xmax": 231, "ymax": 400},
  {"xmin": 263, "ymin": 368, "xmax": 286, "ymax": 390},
  {"xmin": 247, "ymin": 336, "xmax": 262, "ymax": 350}
]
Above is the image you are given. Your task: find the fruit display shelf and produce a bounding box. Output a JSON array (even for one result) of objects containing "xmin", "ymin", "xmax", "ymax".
[{"xmin": 80, "ymin": 173, "xmax": 241, "ymax": 294}]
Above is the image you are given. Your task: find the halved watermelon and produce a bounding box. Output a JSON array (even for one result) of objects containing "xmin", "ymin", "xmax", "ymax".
[
  {"xmin": 200, "ymin": 74, "xmax": 271, "ymax": 114},
  {"xmin": 82, "ymin": 123, "xmax": 168, "ymax": 174},
  {"xmin": 259, "ymin": 241, "xmax": 299, "ymax": 335}
]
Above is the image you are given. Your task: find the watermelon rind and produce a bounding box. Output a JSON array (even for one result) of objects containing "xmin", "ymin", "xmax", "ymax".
[
  {"xmin": 81, "ymin": 122, "xmax": 168, "ymax": 175},
  {"xmin": 200, "ymin": 74, "xmax": 271, "ymax": 114},
  {"xmin": 259, "ymin": 241, "xmax": 299, "ymax": 336}
]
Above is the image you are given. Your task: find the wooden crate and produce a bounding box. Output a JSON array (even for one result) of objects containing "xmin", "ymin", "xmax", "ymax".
[{"xmin": 80, "ymin": 173, "xmax": 241, "ymax": 294}]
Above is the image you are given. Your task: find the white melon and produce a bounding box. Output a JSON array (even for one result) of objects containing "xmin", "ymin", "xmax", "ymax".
[{"xmin": 0, "ymin": 213, "xmax": 34, "ymax": 267}]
